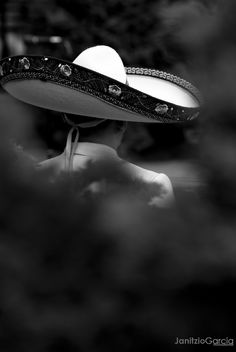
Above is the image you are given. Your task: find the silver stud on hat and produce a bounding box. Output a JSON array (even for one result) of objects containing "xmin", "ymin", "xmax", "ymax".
[
  {"xmin": 155, "ymin": 103, "xmax": 169, "ymax": 115},
  {"xmin": 60, "ymin": 64, "xmax": 72, "ymax": 77},
  {"xmin": 108, "ymin": 85, "xmax": 122, "ymax": 97},
  {"xmin": 19, "ymin": 57, "xmax": 30, "ymax": 70}
]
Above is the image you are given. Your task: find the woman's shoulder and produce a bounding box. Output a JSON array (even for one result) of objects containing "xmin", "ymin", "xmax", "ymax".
[
  {"xmin": 123, "ymin": 160, "xmax": 170, "ymax": 184},
  {"xmin": 122, "ymin": 161, "xmax": 174, "ymax": 207}
]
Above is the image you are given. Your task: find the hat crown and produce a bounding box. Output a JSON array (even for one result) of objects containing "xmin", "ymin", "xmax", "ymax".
[{"xmin": 73, "ymin": 45, "xmax": 127, "ymax": 84}]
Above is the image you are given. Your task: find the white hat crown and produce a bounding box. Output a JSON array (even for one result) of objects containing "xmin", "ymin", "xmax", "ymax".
[{"xmin": 73, "ymin": 45, "xmax": 127, "ymax": 84}]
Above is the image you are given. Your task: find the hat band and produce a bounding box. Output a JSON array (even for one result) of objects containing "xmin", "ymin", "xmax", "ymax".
[{"xmin": 0, "ymin": 55, "xmax": 201, "ymax": 123}]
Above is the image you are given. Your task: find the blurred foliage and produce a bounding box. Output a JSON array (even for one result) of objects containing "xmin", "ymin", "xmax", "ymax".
[
  {"xmin": 14, "ymin": 0, "xmax": 213, "ymax": 69},
  {"xmin": 17, "ymin": 0, "xmax": 175, "ymax": 67},
  {"xmin": 1, "ymin": 0, "xmax": 236, "ymax": 350},
  {"xmin": 1, "ymin": 104, "xmax": 236, "ymax": 351}
]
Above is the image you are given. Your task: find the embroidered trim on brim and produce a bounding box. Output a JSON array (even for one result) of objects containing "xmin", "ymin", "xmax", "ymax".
[{"xmin": 0, "ymin": 55, "xmax": 200, "ymax": 123}]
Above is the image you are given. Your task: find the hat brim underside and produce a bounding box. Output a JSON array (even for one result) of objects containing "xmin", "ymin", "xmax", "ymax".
[
  {"xmin": 0, "ymin": 55, "xmax": 200, "ymax": 123},
  {"xmin": 5, "ymin": 80, "xmax": 153, "ymax": 123}
]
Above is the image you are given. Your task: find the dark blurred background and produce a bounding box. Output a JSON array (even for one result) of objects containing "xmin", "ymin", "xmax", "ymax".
[{"xmin": 1, "ymin": 1, "xmax": 236, "ymax": 351}]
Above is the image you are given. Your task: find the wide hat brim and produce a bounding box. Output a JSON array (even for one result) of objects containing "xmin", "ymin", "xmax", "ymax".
[{"xmin": 0, "ymin": 55, "xmax": 201, "ymax": 123}]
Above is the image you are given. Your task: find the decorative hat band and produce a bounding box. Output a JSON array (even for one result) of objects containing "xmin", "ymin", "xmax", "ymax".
[{"xmin": 0, "ymin": 55, "xmax": 200, "ymax": 123}]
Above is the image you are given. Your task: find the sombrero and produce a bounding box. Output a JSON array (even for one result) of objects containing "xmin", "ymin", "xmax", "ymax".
[{"xmin": 0, "ymin": 45, "xmax": 201, "ymax": 123}]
